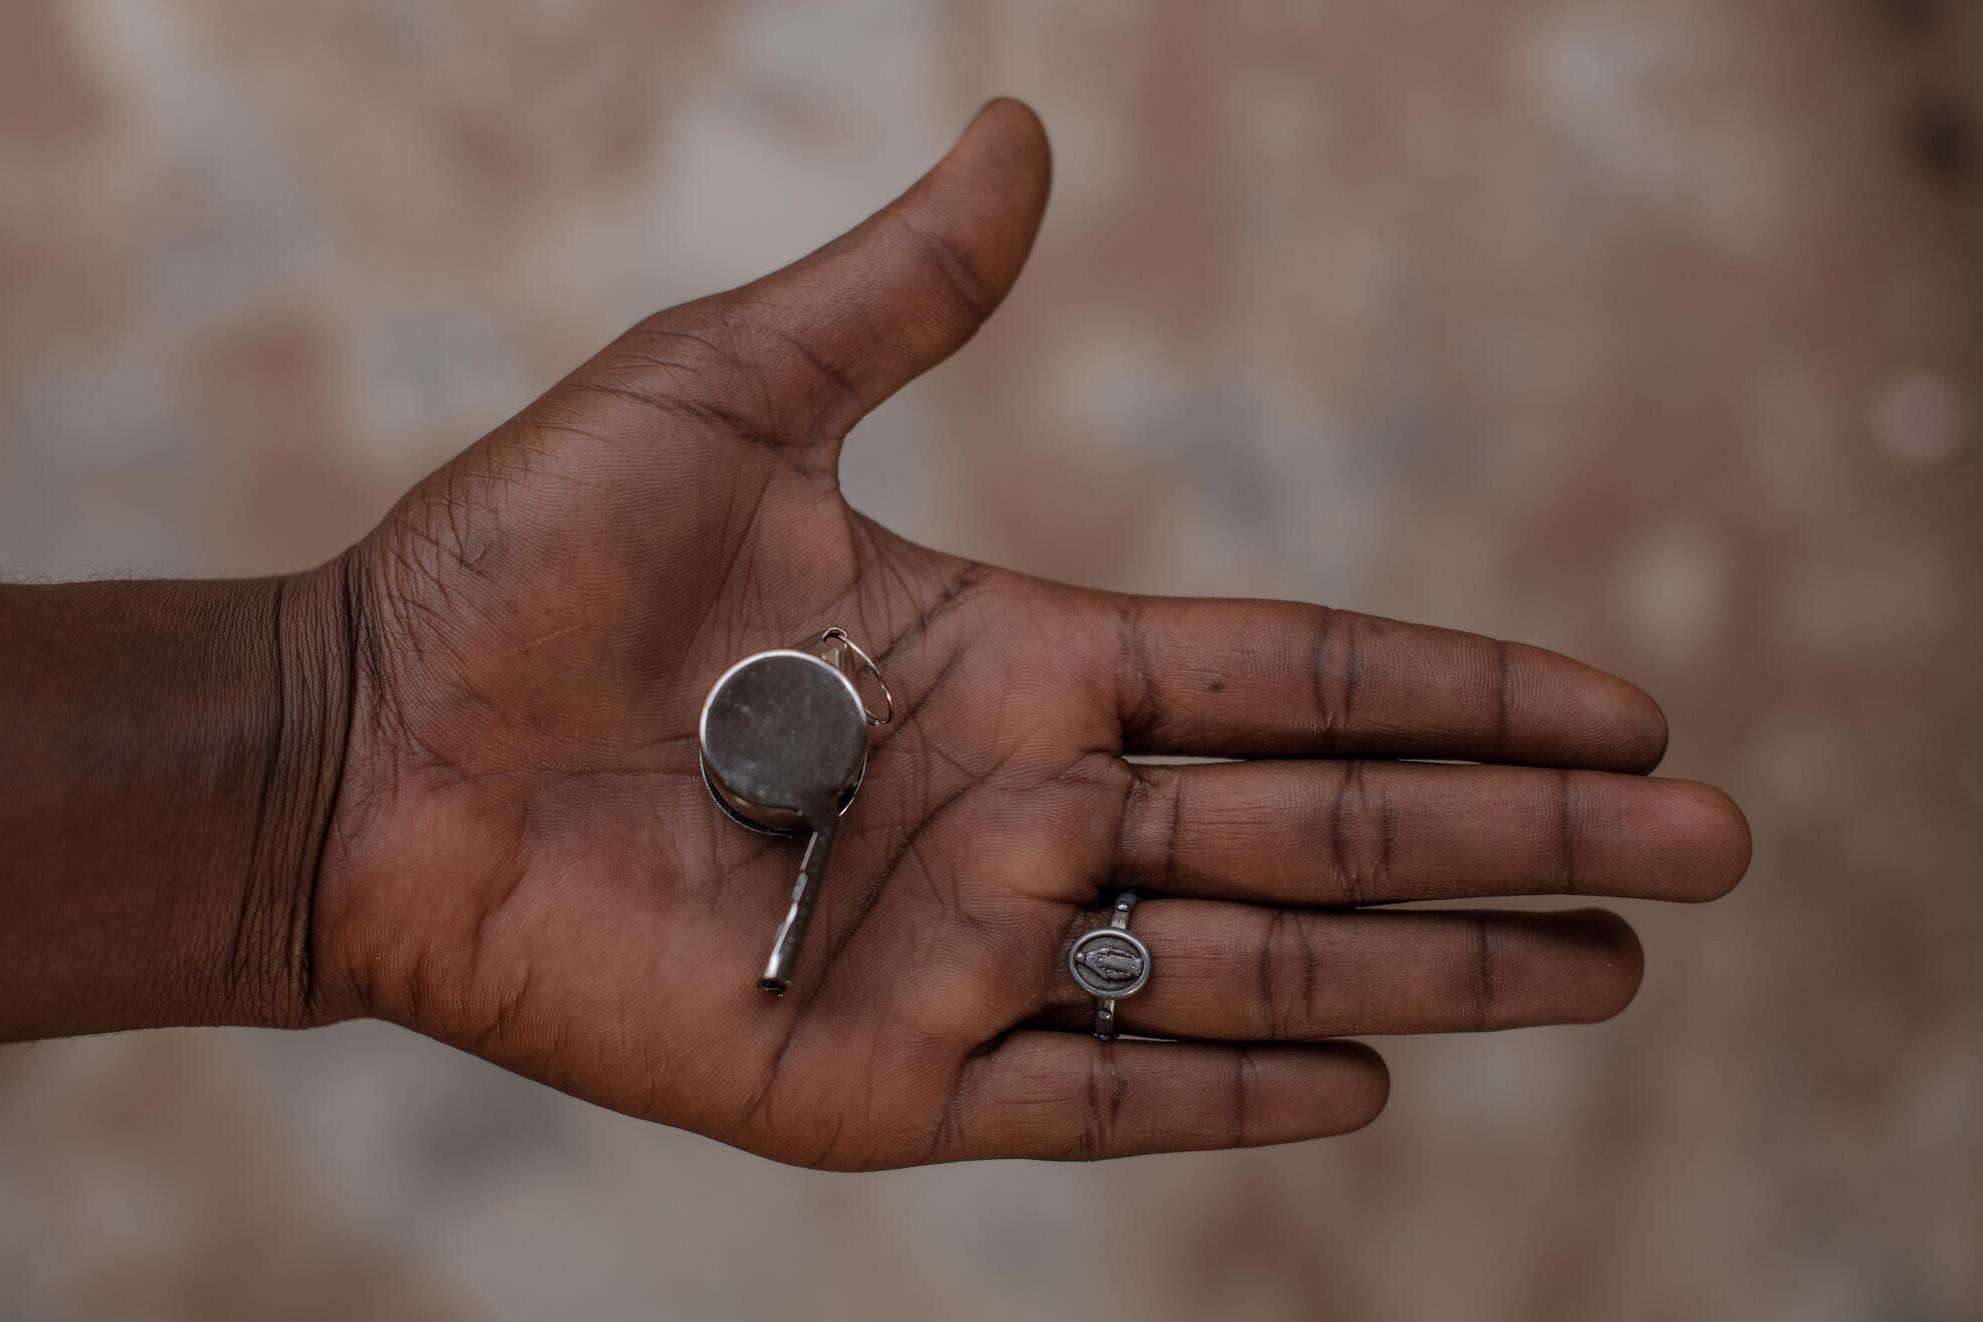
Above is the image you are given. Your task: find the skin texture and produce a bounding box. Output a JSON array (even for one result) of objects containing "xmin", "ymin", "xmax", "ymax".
[{"xmin": 0, "ymin": 101, "xmax": 1750, "ymax": 1169}]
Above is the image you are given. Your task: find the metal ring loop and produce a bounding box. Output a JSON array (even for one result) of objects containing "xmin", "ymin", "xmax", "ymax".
[
  {"xmin": 1068, "ymin": 892, "xmax": 1149, "ymax": 1041},
  {"xmin": 821, "ymin": 627, "xmax": 894, "ymax": 726}
]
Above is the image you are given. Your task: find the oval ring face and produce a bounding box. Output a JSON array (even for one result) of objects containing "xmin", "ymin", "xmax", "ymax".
[{"xmin": 1068, "ymin": 929, "xmax": 1152, "ymax": 999}]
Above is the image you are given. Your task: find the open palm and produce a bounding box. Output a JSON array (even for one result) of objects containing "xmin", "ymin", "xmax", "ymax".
[{"xmin": 307, "ymin": 101, "xmax": 1749, "ymax": 1170}]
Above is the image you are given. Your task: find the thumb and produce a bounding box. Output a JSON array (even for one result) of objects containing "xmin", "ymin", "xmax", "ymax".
[{"xmin": 635, "ymin": 98, "xmax": 1052, "ymax": 452}]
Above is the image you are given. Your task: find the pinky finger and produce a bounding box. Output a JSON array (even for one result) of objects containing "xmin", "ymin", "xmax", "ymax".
[{"xmin": 942, "ymin": 1033, "xmax": 1389, "ymax": 1161}]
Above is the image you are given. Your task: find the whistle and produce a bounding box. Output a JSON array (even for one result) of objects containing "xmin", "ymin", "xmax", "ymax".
[{"xmin": 697, "ymin": 629, "xmax": 891, "ymax": 994}]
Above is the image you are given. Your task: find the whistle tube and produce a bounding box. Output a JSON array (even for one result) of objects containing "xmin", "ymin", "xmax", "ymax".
[{"xmin": 761, "ymin": 819, "xmax": 838, "ymax": 994}]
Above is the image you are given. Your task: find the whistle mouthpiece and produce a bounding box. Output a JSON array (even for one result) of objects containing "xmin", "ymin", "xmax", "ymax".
[
  {"xmin": 760, "ymin": 887, "xmax": 809, "ymax": 995},
  {"xmin": 759, "ymin": 821, "xmax": 836, "ymax": 995}
]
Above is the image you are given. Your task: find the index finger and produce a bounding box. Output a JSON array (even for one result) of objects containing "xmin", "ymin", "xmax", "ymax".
[{"xmin": 1098, "ymin": 596, "xmax": 1668, "ymax": 771}]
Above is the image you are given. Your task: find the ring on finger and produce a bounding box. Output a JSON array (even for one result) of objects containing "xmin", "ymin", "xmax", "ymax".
[{"xmin": 1068, "ymin": 893, "xmax": 1152, "ymax": 1041}]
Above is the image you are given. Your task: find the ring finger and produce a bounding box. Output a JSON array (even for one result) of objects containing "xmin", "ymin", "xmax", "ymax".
[{"xmin": 1039, "ymin": 900, "xmax": 1643, "ymax": 1040}]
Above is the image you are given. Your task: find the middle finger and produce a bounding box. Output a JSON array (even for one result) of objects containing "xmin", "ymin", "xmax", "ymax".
[{"xmin": 1110, "ymin": 759, "xmax": 1750, "ymax": 906}]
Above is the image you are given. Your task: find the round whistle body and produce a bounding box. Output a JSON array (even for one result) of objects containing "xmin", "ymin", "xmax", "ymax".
[{"xmin": 697, "ymin": 648, "xmax": 870, "ymax": 835}]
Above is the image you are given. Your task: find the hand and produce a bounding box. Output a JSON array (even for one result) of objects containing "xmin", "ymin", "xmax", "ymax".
[{"xmin": 304, "ymin": 100, "xmax": 1749, "ymax": 1169}]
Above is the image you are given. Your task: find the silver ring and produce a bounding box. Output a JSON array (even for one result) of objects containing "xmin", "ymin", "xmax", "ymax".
[
  {"xmin": 818, "ymin": 627, "xmax": 894, "ymax": 726},
  {"xmin": 1068, "ymin": 893, "xmax": 1151, "ymax": 1041}
]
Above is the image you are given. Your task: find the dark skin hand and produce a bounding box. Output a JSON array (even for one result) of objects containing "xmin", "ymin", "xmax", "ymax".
[{"xmin": 0, "ymin": 101, "xmax": 1750, "ymax": 1169}]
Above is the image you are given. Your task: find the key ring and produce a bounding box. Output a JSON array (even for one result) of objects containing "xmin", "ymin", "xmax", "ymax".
[{"xmin": 819, "ymin": 627, "xmax": 894, "ymax": 726}]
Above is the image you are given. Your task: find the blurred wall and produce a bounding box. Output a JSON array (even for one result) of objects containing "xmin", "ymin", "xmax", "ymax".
[{"xmin": 3, "ymin": 2, "xmax": 1980, "ymax": 1319}]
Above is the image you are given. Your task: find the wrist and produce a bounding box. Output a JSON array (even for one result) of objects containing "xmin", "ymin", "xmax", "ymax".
[
  {"xmin": 231, "ymin": 556, "xmax": 365, "ymax": 1029},
  {"xmin": 0, "ymin": 563, "xmax": 363, "ymax": 1038}
]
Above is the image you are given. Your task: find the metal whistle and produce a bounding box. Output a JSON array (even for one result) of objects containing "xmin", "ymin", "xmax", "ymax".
[{"xmin": 697, "ymin": 628, "xmax": 892, "ymax": 995}]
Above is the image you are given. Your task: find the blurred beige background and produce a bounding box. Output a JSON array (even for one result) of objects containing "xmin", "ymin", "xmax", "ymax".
[{"xmin": 3, "ymin": 1, "xmax": 1980, "ymax": 1319}]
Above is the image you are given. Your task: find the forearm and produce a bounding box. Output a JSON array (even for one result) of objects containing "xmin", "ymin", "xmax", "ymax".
[{"xmin": 0, "ymin": 564, "xmax": 355, "ymax": 1039}]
